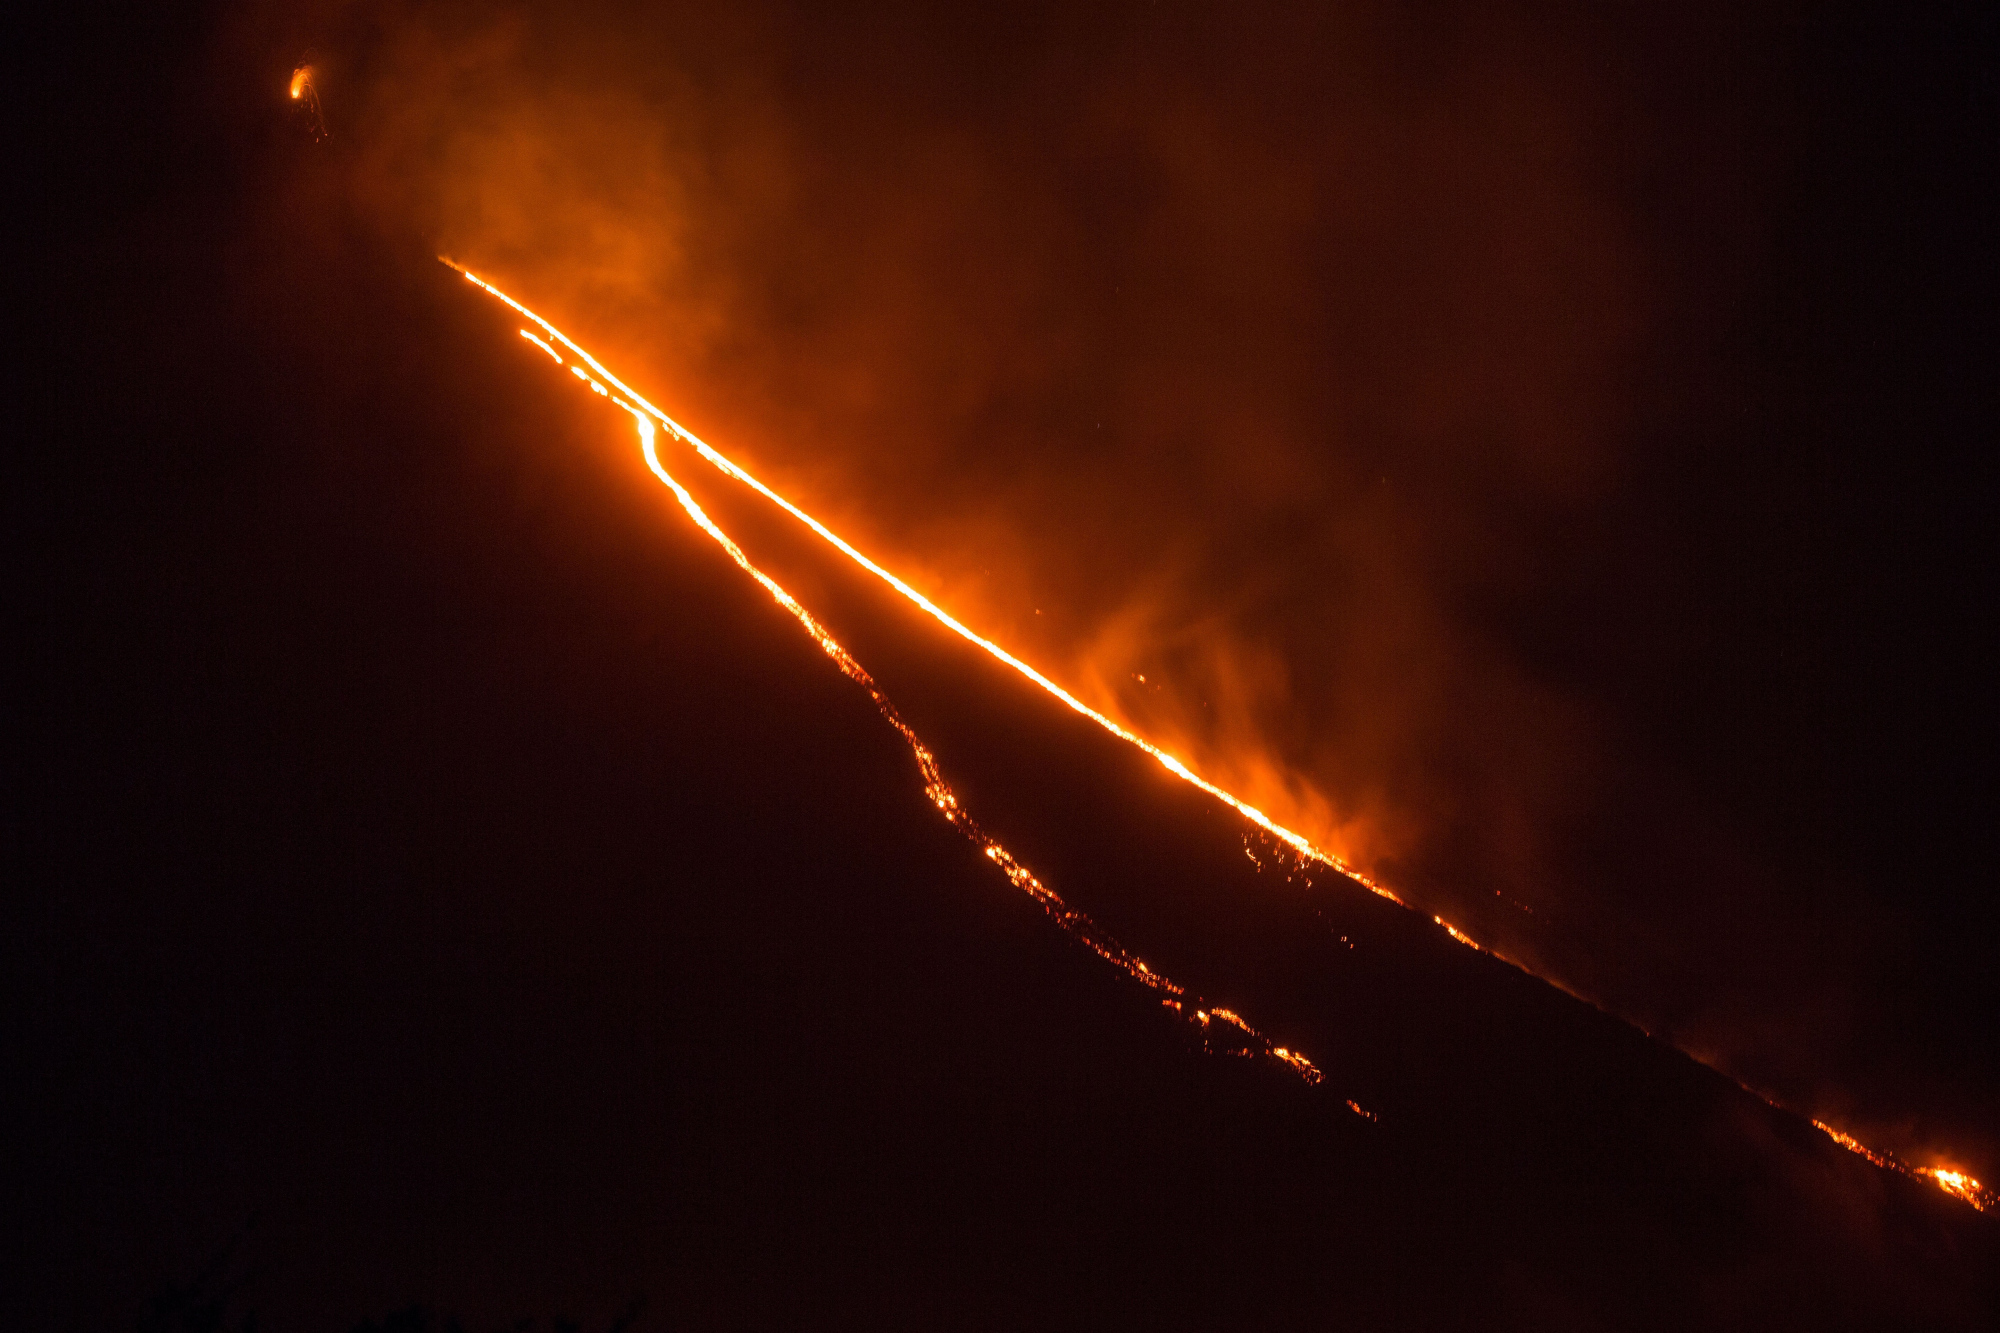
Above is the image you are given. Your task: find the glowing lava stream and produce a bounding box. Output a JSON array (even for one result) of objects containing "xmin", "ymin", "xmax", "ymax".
[
  {"xmin": 526, "ymin": 328, "xmax": 1323, "ymax": 1086},
  {"xmin": 446, "ymin": 260, "xmax": 1994, "ymax": 1210},
  {"xmin": 443, "ymin": 264, "xmax": 1394, "ymax": 895}
]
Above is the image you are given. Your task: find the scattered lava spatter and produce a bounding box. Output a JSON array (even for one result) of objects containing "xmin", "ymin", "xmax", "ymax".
[
  {"xmin": 446, "ymin": 260, "xmax": 1999, "ymax": 1207},
  {"xmin": 287, "ymin": 63, "xmax": 327, "ymax": 141}
]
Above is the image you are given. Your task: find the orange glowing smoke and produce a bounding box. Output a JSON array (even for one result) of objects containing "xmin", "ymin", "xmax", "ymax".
[{"xmin": 446, "ymin": 260, "xmax": 1997, "ymax": 1211}]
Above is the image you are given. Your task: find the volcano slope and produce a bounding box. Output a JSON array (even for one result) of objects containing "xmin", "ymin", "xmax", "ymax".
[{"xmin": 11, "ymin": 108, "xmax": 2000, "ymax": 1333}]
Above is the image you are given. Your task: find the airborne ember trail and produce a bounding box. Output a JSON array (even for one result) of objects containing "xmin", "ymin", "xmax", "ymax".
[
  {"xmin": 445, "ymin": 260, "xmax": 1992, "ymax": 1209},
  {"xmin": 287, "ymin": 63, "xmax": 326, "ymax": 141}
]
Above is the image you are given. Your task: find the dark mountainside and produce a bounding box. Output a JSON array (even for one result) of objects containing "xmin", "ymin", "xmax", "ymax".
[{"xmin": 8, "ymin": 8, "xmax": 1998, "ymax": 1331}]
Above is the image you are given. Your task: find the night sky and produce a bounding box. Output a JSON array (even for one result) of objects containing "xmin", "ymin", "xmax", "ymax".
[{"xmin": 9, "ymin": 1, "xmax": 1998, "ymax": 1327}]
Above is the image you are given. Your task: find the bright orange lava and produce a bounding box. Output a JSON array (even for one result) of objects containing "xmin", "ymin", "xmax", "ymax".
[
  {"xmin": 446, "ymin": 260, "xmax": 1994, "ymax": 1208},
  {"xmin": 445, "ymin": 264, "xmax": 1407, "ymax": 900},
  {"xmin": 1810, "ymin": 1120, "xmax": 1995, "ymax": 1214}
]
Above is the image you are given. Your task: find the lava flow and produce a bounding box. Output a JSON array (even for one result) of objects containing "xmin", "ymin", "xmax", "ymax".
[
  {"xmin": 445, "ymin": 260, "xmax": 1993, "ymax": 1211},
  {"xmin": 486, "ymin": 294, "xmax": 1325, "ymax": 1087}
]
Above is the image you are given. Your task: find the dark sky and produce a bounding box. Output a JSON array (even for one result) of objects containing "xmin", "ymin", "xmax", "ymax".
[{"xmin": 7, "ymin": 0, "xmax": 1998, "ymax": 1327}]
